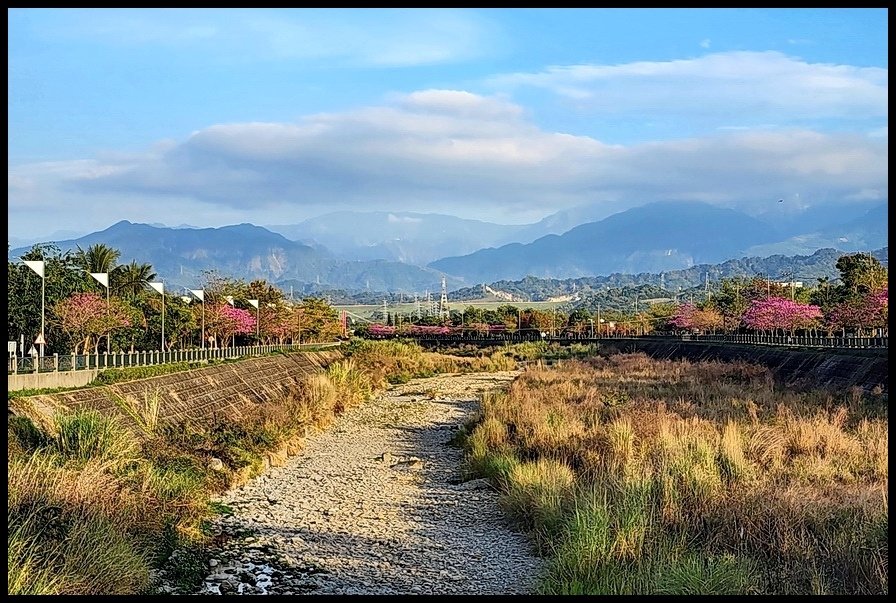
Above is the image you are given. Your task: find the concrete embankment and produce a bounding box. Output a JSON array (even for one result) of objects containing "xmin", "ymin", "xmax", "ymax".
[
  {"xmin": 599, "ymin": 339, "xmax": 887, "ymax": 392},
  {"xmin": 9, "ymin": 350, "xmax": 342, "ymax": 427}
]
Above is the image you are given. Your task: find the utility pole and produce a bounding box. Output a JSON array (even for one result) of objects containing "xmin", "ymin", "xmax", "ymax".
[{"xmin": 597, "ymin": 304, "xmax": 601, "ymax": 337}]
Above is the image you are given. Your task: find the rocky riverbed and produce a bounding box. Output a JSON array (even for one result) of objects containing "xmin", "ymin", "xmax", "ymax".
[{"xmin": 155, "ymin": 370, "xmax": 545, "ymax": 595}]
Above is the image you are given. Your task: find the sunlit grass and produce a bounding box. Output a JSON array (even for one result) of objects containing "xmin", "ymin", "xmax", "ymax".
[{"xmin": 463, "ymin": 353, "xmax": 888, "ymax": 595}]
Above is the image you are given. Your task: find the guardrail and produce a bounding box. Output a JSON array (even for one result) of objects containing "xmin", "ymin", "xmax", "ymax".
[
  {"xmin": 8, "ymin": 342, "xmax": 342, "ymax": 375},
  {"xmin": 677, "ymin": 333, "xmax": 887, "ymax": 349},
  {"xmin": 391, "ymin": 331, "xmax": 888, "ymax": 350}
]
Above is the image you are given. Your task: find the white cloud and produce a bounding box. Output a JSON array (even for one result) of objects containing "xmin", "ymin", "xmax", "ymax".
[
  {"xmin": 488, "ymin": 51, "xmax": 888, "ymax": 120},
  {"xmin": 700, "ymin": 38, "xmax": 711, "ymax": 49},
  {"xmin": 8, "ymin": 89, "xmax": 886, "ymax": 239}
]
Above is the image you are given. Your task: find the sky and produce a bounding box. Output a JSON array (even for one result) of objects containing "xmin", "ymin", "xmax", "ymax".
[{"xmin": 7, "ymin": 8, "xmax": 889, "ymax": 242}]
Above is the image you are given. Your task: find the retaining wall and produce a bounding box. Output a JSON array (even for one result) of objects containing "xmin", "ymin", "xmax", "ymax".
[
  {"xmin": 599, "ymin": 339, "xmax": 887, "ymax": 392},
  {"xmin": 10, "ymin": 350, "xmax": 342, "ymax": 427}
]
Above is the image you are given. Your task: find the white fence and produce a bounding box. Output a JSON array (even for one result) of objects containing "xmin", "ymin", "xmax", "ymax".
[{"xmin": 8, "ymin": 342, "xmax": 341, "ymax": 375}]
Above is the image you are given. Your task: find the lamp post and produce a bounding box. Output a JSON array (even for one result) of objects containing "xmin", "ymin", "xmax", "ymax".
[
  {"xmin": 248, "ymin": 299, "xmax": 259, "ymax": 344},
  {"xmin": 190, "ymin": 289, "xmax": 205, "ymax": 348},
  {"xmin": 149, "ymin": 282, "xmax": 165, "ymax": 350},
  {"xmin": 23, "ymin": 260, "xmax": 46, "ymax": 358},
  {"xmin": 89, "ymin": 272, "xmax": 111, "ymax": 353}
]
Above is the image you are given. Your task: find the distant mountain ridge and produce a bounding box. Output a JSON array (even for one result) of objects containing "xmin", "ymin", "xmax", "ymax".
[
  {"xmin": 266, "ymin": 211, "xmax": 529, "ymax": 265},
  {"xmin": 7, "ymin": 221, "xmax": 456, "ymax": 293},
  {"xmin": 448, "ymin": 247, "xmax": 889, "ymax": 303},
  {"xmin": 9, "ymin": 200, "xmax": 886, "ymax": 294},
  {"xmin": 429, "ymin": 201, "xmax": 784, "ymax": 282}
]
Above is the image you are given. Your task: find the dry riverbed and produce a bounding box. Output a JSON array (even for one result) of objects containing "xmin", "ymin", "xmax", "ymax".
[{"xmin": 156, "ymin": 370, "xmax": 545, "ymax": 595}]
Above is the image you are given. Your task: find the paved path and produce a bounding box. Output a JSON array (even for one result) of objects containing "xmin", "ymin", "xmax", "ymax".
[{"xmin": 178, "ymin": 370, "xmax": 544, "ymax": 595}]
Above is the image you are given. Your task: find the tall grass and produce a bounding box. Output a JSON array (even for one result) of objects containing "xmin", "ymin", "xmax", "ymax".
[
  {"xmin": 8, "ymin": 339, "xmax": 523, "ymax": 595},
  {"xmin": 462, "ymin": 353, "xmax": 888, "ymax": 595}
]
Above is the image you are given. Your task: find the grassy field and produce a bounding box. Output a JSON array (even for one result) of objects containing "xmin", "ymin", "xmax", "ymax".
[
  {"xmin": 336, "ymin": 298, "xmax": 567, "ymax": 322},
  {"xmin": 460, "ymin": 353, "xmax": 888, "ymax": 595}
]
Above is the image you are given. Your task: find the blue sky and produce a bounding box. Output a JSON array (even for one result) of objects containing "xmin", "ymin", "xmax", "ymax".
[{"xmin": 8, "ymin": 8, "xmax": 888, "ymax": 241}]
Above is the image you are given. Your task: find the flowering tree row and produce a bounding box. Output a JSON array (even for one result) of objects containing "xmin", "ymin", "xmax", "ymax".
[{"xmin": 670, "ymin": 285, "xmax": 886, "ymax": 335}]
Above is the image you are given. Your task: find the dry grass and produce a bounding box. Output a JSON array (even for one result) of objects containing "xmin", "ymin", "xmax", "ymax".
[
  {"xmin": 7, "ymin": 339, "xmax": 522, "ymax": 595},
  {"xmin": 464, "ymin": 353, "xmax": 888, "ymax": 595}
]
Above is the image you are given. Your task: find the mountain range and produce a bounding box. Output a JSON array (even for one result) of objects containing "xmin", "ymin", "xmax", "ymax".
[
  {"xmin": 8, "ymin": 221, "xmax": 456, "ymax": 293},
  {"xmin": 8, "ymin": 199, "xmax": 886, "ymax": 294},
  {"xmin": 429, "ymin": 200, "xmax": 873, "ymax": 283}
]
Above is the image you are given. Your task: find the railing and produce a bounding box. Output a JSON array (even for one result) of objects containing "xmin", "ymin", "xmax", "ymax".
[
  {"xmin": 383, "ymin": 331, "xmax": 888, "ymax": 350},
  {"xmin": 8, "ymin": 342, "xmax": 342, "ymax": 375},
  {"xmin": 677, "ymin": 333, "xmax": 888, "ymax": 349}
]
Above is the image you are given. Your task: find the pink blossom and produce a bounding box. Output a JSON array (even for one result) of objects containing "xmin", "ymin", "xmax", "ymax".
[{"xmin": 743, "ymin": 297, "xmax": 822, "ymax": 333}]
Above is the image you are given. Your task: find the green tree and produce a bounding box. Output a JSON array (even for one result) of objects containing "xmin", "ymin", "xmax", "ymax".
[
  {"xmin": 73, "ymin": 243, "xmax": 120, "ymax": 274},
  {"xmin": 8, "ymin": 244, "xmax": 85, "ymax": 354},
  {"xmin": 834, "ymin": 253, "xmax": 887, "ymax": 296},
  {"xmin": 113, "ymin": 261, "xmax": 157, "ymax": 299}
]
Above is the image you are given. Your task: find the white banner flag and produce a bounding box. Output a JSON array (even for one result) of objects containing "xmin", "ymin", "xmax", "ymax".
[
  {"xmin": 225, "ymin": 295, "xmax": 235, "ymax": 306},
  {"xmin": 23, "ymin": 260, "xmax": 45, "ymax": 278},
  {"xmin": 90, "ymin": 272, "xmax": 109, "ymax": 288},
  {"xmin": 148, "ymin": 282, "xmax": 164, "ymax": 295},
  {"xmin": 248, "ymin": 299, "xmax": 259, "ymax": 309},
  {"xmin": 190, "ymin": 289, "xmax": 204, "ymax": 302}
]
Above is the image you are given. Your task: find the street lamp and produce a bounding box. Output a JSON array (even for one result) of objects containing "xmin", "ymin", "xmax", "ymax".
[
  {"xmin": 248, "ymin": 299, "xmax": 259, "ymax": 343},
  {"xmin": 190, "ymin": 289, "xmax": 205, "ymax": 349},
  {"xmin": 89, "ymin": 272, "xmax": 111, "ymax": 353},
  {"xmin": 149, "ymin": 282, "xmax": 165, "ymax": 350},
  {"xmin": 22, "ymin": 260, "xmax": 46, "ymax": 358}
]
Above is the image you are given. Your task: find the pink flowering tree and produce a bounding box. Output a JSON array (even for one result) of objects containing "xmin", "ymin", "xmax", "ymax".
[
  {"xmin": 743, "ymin": 297, "xmax": 822, "ymax": 335},
  {"xmin": 368, "ymin": 324, "xmax": 396, "ymax": 337},
  {"xmin": 826, "ymin": 285, "xmax": 888, "ymax": 336},
  {"xmin": 670, "ymin": 303, "xmax": 698, "ymax": 331},
  {"xmin": 52, "ymin": 292, "xmax": 132, "ymax": 354},
  {"xmin": 669, "ymin": 303, "xmax": 725, "ymax": 333},
  {"xmin": 206, "ymin": 303, "xmax": 256, "ymax": 348},
  {"xmin": 263, "ymin": 305, "xmax": 294, "ymax": 344}
]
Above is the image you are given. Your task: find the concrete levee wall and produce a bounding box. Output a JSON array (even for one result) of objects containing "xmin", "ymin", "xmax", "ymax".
[
  {"xmin": 10, "ymin": 350, "xmax": 343, "ymax": 427},
  {"xmin": 598, "ymin": 339, "xmax": 887, "ymax": 392}
]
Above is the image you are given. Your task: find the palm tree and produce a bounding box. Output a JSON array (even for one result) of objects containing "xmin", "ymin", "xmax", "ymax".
[
  {"xmin": 113, "ymin": 261, "xmax": 157, "ymax": 299},
  {"xmin": 73, "ymin": 244, "xmax": 120, "ymax": 274}
]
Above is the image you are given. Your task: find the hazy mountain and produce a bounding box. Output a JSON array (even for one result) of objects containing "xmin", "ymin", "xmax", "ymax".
[
  {"xmin": 745, "ymin": 202, "xmax": 888, "ymax": 257},
  {"xmin": 512, "ymin": 201, "xmax": 628, "ymax": 241},
  {"xmin": 266, "ymin": 211, "xmax": 528, "ymax": 265},
  {"xmin": 7, "ymin": 229, "xmax": 86, "ymax": 250},
  {"xmin": 8, "ymin": 221, "xmax": 456, "ymax": 293},
  {"xmin": 430, "ymin": 201, "xmax": 779, "ymax": 283}
]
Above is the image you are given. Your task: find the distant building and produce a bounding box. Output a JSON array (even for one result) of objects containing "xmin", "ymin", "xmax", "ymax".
[{"xmin": 774, "ymin": 281, "xmax": 804, "ymax": 288}]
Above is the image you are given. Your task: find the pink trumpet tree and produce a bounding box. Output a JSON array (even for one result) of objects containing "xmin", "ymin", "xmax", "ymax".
[
  {"xmin": 52, "ymin": 292, "xmax": 132, "ymax": 354},
  {"xmin": 742, "ymin": 297, "xmax": 822, "ymax": 334},
  {"xmin": 206, "ymin": 303, "xmax": 256, "ymax": 348}
]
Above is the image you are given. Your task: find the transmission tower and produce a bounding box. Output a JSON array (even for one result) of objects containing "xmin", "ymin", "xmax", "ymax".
[{"xmin": 439, "ymin": 276, "xmax": 449, "ymax": 319}]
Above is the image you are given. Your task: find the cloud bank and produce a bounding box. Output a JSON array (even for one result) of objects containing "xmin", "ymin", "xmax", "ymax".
[{"xmin": 8, "ymin": 85, "xmax": 886, "ymax": 241}]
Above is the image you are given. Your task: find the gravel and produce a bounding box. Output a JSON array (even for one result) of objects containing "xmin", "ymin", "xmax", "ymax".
[{"xmin": 167, "ymin": 370, "xmax": 545, "ymax": 595}]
